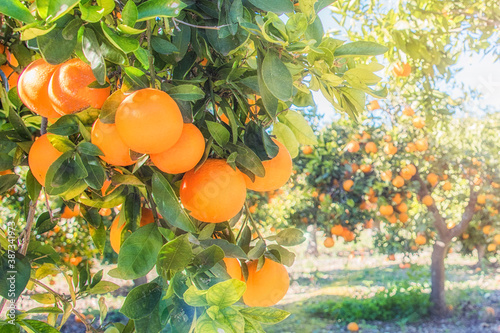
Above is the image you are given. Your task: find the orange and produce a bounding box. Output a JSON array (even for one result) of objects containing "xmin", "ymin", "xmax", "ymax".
[
  {"xmin": 413, "ymin": 116, "xmax": 425, "ymax": 129},
  {"xmin": 150, "ymin": 123, "xmax": 205, "ymax": 174},
  {"xmin": 402, "ymin": 105, "xmax": 414, "ymax": 116},
  {"xmin": 392, "ymin": 193, "xmax": 402, "ymax": 204},
  {"xmin": 383, "ymin": 143, "xmax": 397, "ymax": 155},
  {"xmin": 415, "ymin": 235, "xmax": 426, "ymax": 245},
  {"xmin": 343, "ymin": 179, "xmax": 354, "ymax": 192},
  {"xmin": 365, "ymin": 142, "xmax": 377, "ymax": 154},
  {"xmin": 415, "ymin": 138, "xmax": 428, "ymax": 151},
  {"xmin": 61, "ymin": 205, "xmax": 80, "ymax": 219},
  {"xmin": 347, "ymin": 322, "xmax": 359, "ymax": 332},
  {"xmin": 17, "ymin": 59, "xmax": 61, "ymax": 118},
  {"xmin": 324, "ymin": 237, "xmax": 335, "ymax": 248},
  {"xmin": 392, "ymin": 175, "xmax": 404, "ymax": 188},
  {"xmin": 243, "ymin": 259, "xmax": 289, "ymax": 307},
  {"xmin": 361, "ymin": 131, "xmax": 371, "ymax": 140},
  {"xmin": 381, "ymin": 170, "xmax": 392, "ymax": 181},
  {"xmin": 396, "ymin": 202, "xmax": 408, "ymax": 213},
  {"xmin": 48, "ymin": 58, "xmax": 110, "ymax": 115},
  {"xmin": 331, "ymin": 224, "xmax": 343, "ymax": 236},
  {"xmin": 28, "ymin": 134, "xmax": 63, "ymax": 186},
  {"xmin": 367, "ymin": 100, "xmax": 380, "ymax": 111},
  {"xmin": 0, "ymin": 170, "xmax": 13, "ymax": 175},
  {"xmin": 199, "ymin": 58, "xmax": 208, "ymax": 66},
  {"xmin": 301, "ymin": 145, "xmax": 313, "ymax": 155},
  {"xmin": 140, "ymin": 207, "xmax": 155, "ymax": 227},
  {"xmin": 346, "ymin": 141, "xmax": 360, "ymax": 153},
  {"xmin": 427, "ymin": 173, "xmax": 439, "ymax": 187},
  {"xmin": 91, "ymin": 119, "xmax": 135, "ymax": 166},
  {"xmin": 360, "ymin": 164, "xmax": 372, "ymax": 173},
  {"xmin": 99, "ymin": 208, "xmax": 112, "ymax": 216},
  {"xmin": 110, "ymin": 215, "xmax": 125, "ymax": 253},
  {"xmin": 351, "ymin": 163, "xmax": 359, "ymax": 173},
  {"xmin": 115, "ymin": 88, "xmax": 183, "ymax": 154},
  {"xmin": 388, "ymin": 254, "xmax": 396, "ymax": 261},
  {"xmin": 462, "ymin": 233, "xmax": 470, "ymax": 240},
  {"xmin": 399, "ymin": 213, "xmax": 409, "ymax": 223},
  {"xmin": 406, "ymin": 142, "xmax": 416, "ymax": 153},
  {"xmin": 422, "ymin": 195, "xmax": 434, "ymax": 206},
  {"xmin": 180, "ymin": 159, "xmax": 247, "ymax": 223},
  {"xmin": 482, "ymin": 225, "xmax": 492, "ymax": 235},
  {"xmin": 487, "ymin": 244, "xmax": 496, "ymax": 252},
  {"xmin": 387, "ymin": 214, "xmax": 397, "ymax": 224},
  {"xmin": 477, "ymin": 194, "xmax": 486, "ymax": 205},
  {"xmin": 0, "ymin": 44, "xmax": 19, "ymax": 89},
  {"xmin": 342, "ymin": 228, "xmax": 355, "ymax": 242},
  {"xmin": 400, "ymin": 166, "xmax": 414, "ymax": 180},
  {"xmin": 223, "ymin": 258, "xmax": 242, "ymax": 280},
  {"xmin": 379, "ymin": 205, "xmax": 394, "ymax": 216},
  {"xmin": 383, "ymin": 135, "xmax": 392, "ymax": 142},
  {"xmin": 393, "ymin": 62, "xmax": 411, "ymax": 77},
  {"xmin": 244, "ymin": 139, "xmax": 292, "ymax": 192}
]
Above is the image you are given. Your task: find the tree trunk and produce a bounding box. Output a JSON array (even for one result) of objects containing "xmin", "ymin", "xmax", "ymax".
[
  {"xmin": 306, "ymin": 223, "xmax": 319, "ymax": 257},
  {"xmin": 430, "ymin": 240, "xmax": 449, "ymax": 316},
  {"xmin": 476, "ymin": 244, "xmax": 486, "ymax": 267}
]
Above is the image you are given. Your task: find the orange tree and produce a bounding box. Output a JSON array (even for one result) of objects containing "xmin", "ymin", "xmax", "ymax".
[{"xmin": 0, "ymin": 0, "xmax": 389, "ymax": 332}]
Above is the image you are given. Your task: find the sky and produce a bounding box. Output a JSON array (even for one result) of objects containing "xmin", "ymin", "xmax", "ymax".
[{"xmin": 313, "ymin": 6, "xmax": 500, "ymax": 122}]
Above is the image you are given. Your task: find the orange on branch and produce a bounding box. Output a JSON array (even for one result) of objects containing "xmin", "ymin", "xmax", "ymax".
[
  {"xmin": 383, "ymin": 143, "xmax": 397, "ymax": 155},
  {"xmin": 443, "ymin": 181, "xmax": 452, "ymax": 191},
  {"xmin": 109, "ymin": 215, "xmax": 125, "ymax": 253},
  {"xmin": 324, "ymin": 237, "xmax": 335, "ymax": 248},
  {"xmin": 243, "ymin": 259, "xmax": 289, "ymax": 307},
  {"xmin": 223, "ymin": 258, "xmax": 243, "ymax": 281},
  {"xmin": 140, "ymin": 207, "xmax": 155, "ymax": 227},
  {"xmin": 115, "ymin": 88, "xmax": 183, "ymax": 154},
  {"xmin": 360, "ymin": 164, "xmax": 372, "ymax": 173},
  {"xmin": 61, "ymin": 205, "xmax": 80, "ymax": 219},
  {"xmin": 399, "ymin": 213, "xmax": 409, "ymax": 223},
  {"xmin": 0, "ymin": 44, "xmax": 19, "ymax": 89},
  {"xmin": 392, "ymin": 176, "xmax": 405, "ymax": 188},
  {"xmin": 482, "ymin": 225, "xmax": 492, "ymax": 235},
  {"xmin": 346, "ymin": 141, "xmax": 360, "ymax": 153},
  {"xmin": 379, "ymin": 205, "xmax": 394, "ymax": 216},
  {"xmin": 364, "ymin": 141, "xmax": 377, "ymax": 154},
  {"xmin": 367, "ymin": 100, "xmax": 380, "ymax": 111},
  {"xmin": 151, "ymin": 123, "xmax": 205, "ymax": 174},
  {"xmin": 381, "ymin": 170, "xmax": 392, "ymax": 181},
  {"xmin": 415, "ymin": 235, "xmax": 427, "ymax": 245},
  {"xmin": 396, "ymin": 202, "xmax": 408, "ymax": 213},
  {"xmin": 48, "ymin": 58, "xmax": 110, "ymax": 115},
  {"xmin": 244, "ymin": 139, "xmax": 292, "ymax": 192},
  {"xmin": 17, "ymin": 59, "xmax": 61, "ymax": 118},
  {"xmin": 487, "ymin": 244, "xmax": 496, "ymax": 252},
  {"xmin": 180, "ymin": 159, "xmax": 247, "ymax": 223},
  {"xmin": 402, "ymin": 105, "xmax": 414, "ymax": 116},
  {"xmin": 415, "ymin": 138, "xmax": 428, "ymax": 152},
  {"xmin": 91, "ymin": 119, "xmax": 135, "ymax": 166},
  {"xmin": 393, "ymin": 62, "xmax": 411, "ymax": 77},
  {"xmin": 413, "ymin": 116, "xmax": 426, "ymax": 129},
  {"xmin": 493, "ymin": 234, "xmax": 500, "ymax": 245},
  {"xmin": 343, "ymin": 179, "xmax": 354, "ymax": 192},
  {"xmin": 351, "ymin": 163, "xmax": 359, "ymax": 173},
  {"xmin": 28, "ymin": 134, "xmax": 63, "ymax": 186},
  {"xmin": 301, "ymin": 145, "xmax": 313, "ymax": 155},
  {"xmin": 422, "ymin": 195, "xmax": 434, "ymax": 206},
  {"xmin": 427, "ymin": 173, "xmax": 439, "ymax": 187},
  {"xmin": 383, "ymin": 135, "xmax": 392, "ymax": 142},
  {"xmin": 331, "ymin": 224, "xmax": 343, "ymax": 236}
]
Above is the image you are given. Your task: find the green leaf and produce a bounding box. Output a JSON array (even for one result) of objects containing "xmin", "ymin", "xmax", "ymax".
[
  {"xmin": 99, "ymin": 89, "xmax": 126, "ymax": 124},
  {"xmin": 206, "ymin": 279, "xmax": 246, "ymax": 308},
  {"xmin": 193, "ymin": 245, "xmax": 225, "ymax": 273},
  {"xmin": 257, "ymin": 66, "xmax": 278, "ymax": 120},
  {"xmin": 121, "ymin": 0, "xmax": 138, "ymax": 27},
  {"xmin": 195, "ymin": 313, "xmax": 232, "ymax": 333},
  {"xmin": 0, "ymin": 0, "xmax": 35, "ymax": 23},
  {"xmin": 199, "ymin": 239, "xmax": 248, "ymax": 259},
  {"xmin": 120, "ymin": 282, "xmax": 162, "ymax": 319},
  {"xmin": 101, "ymin": 22, "xmax": 140, "ymax": 54},
  {"xmin": 82, "ymin": 28, "xmax": 106, "ymax": 85},
  {"xmin": 272, "ymin": 122, "xmax": 299, "ymax": 158},
  {"xmin": 219, "ymin": 307, "xmax": 246, "ymax": 333},
  {"xmin": 0, "ymin": 252, "xmax": 31, "ymax": 299},
  {"xmin": 151, "ymin": 36, "xmax": 178, "ymax": 55},
  {"xmin": 47, "ymin": 134, "xmax": 76, "ymax": 152},
  {"xmin": 87, "ymin": 281, "xmax": 120, "ymax": 294},
  {"xmin": 266, "ymin": 244, "xmax": 295, "ymax": 266},
  {"xmin": 48, "ymin": 115, "xmax": 80, "ymax": 136},
  {"xmin": 183, "ymin": 286, "xmax": 208, "ymax": 307},
  {"xmin": 77, "ymin": 142, "xmax": 104, "ymax": 156},
  {"xmin": 206, "ymin": 121, "xmax": 230, "ymax": 146},
  {"xmin": 134, "ymin": 305, "xmax": 162, "ymax": 333},
  {"xmin": 243, "ymin": 317, "xmax": 265, "ymax": 333},
  {"xmin": 136, "ymin": 0, "xmax": 187, "ymax": 22},
  {"xmin": 156, "ymin": 234, "xmax": 193, "ymax": 280},
  {"xmin": 334, "ymin": 41, "xmax": 389, "ymax": 57},
  {"xmin": 240, "ymin": 307, "xmax": 289, "ymax": 324},
  {"xmin": 81, "ymin": 154, "xmax": 105, "ymax": 190},
  {"xmin": 278, "ymin": 110, "xmax": 318, "ymax": 145},
  {"xmin": 88, "ymin": 221, "xmax": 106, "ymax": 254},
  {"xmin": 20, "ymin": 320, "xmax": 59, "ymax": 333},
  {"xmin": 262, "ymin": 51, "xmax": 292, "ymax": 101},
  {"xmin": 226, "ymin": 142, "xmax": 265, "ymax": 178},
  {"xmin": 62, "ymin": 17, "xmax": 83, "ymax": 40},
  {"xmin": 25, "ymin": 306, "xmax": 63, "ymax": 314},
  {"xmin": 0, "ymin": 174, "xmax": 19, "ymax": 195},
  {"xmin": 247, "ymin": 0, "xmax": 293, "ymax": 14},
  {"xmin": 38, "ymin": 27, "xmax": 77, "ymax": 65},
  {"xmin": 123, "ymin": 66, "xmax": 149, "ymax": 89},
  {"xmin": 114, "ymin": 223, "xmax": 163, "ymax": 279},
  {"xmin": 35, "ymin": 263, "xmax": 59, "ymax": 280},
  {"xmin": 166, "ymin": 84, "xmax": 205, "ymax": 101},
  {"xmin": 35, "ymin": 212, "xmax": 57, "ymax": 234},
  {"xmin": 45, "ymin": 152, "xmax": 84, "ymax": 196},
  {"xmin": 29, "ymin": 293, "xmax": 56, "ymax": 304},
  {"xmin": 46, "ymin": 0, "xmax": 80, "ymax": 22},
  {"xmin": 9, "ymin": 108, "xmax": 31, "ymax": 140},
  {"xmin": 247, "ymin": 239, "xmax": 266, "ymax": 260},
  {"xmin": 151, "ymin": 172, "xmax": 197, "ymax": 233},
  {"xmin": 275, "ymin": 228, "xmax": 305, "ymax": 246}
]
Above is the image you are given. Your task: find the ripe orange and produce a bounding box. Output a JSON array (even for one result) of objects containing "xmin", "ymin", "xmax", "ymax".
[
  {"xmin": 91, "ymin": 119, "xmax": 135, "ymax": 166},
  {"xmin": 392, "ymin": 175, "xmax": 404, "ymax": 188},
  {"xmin": 477, "ymin": 194, "xmax": 486, "ymax": 205},
  {"xmin": 422, "ymin": 195, "xmax": 434, "ymax": 206},
  {"xmin": 365, "ymin": 142, "xmax": 377, "ymax": 154},
  {"xmin": 28, "ymin": 134, "xmax": 63, "ymax": 186},
  {"xmin": 61, "ymin": 205, "xmax": 80, "ymax": 219},
  {"xmin": 415, "ymin": 235, "xmax": 427, "ymax": 245},
  {"xmin": 99, "ymin": 208, "xmax": 112, "ymax": 216},
  {"xmin": 361, "ymin": 131, "xmax": 371, "ymax": 140},
  {"xmin": 331, "ymin": 224, "xmax": 343, "ymax": 236},
  {"xmin": 381, "ymin": 170, "xmax": 392, "ymax": 181},
  {"xmin": 346, "ymin": 141, "xmax": 360, "ymax": 153},
  {"xmin": 342, "ymin": 228, "xmax": 355, "ymax": 242},
  {"xmin": 180, "ymin": 159, "xmax": 247, "ymax": 223},
  {"xmin": 427, "ymin": 173, "xmax": 439, "ymax": 187},
  {"xmin": 48, "ymin": 58, "xmax": 110, "ymax": 115},
  {"xmin": 399, "ymin": 213, "xmax": 409, "ymax": 223},
  {"xmin": 415, "ymin": 138, "xmax": 428, "ymax": 151},
  {"xmin": 396, "ymin": 202, "xmax": 408, "ymax": 213},
  {"xmin": 413, "ymin": 116, "xmax": 425, "ymax": 129},
  {"xmin": 347, "ymin": 322, "xmax": 359, "ymax": 332},
  {"xmin": 392, "ymin": 193, "xmax": 402, "ymax": 204},
  {"xmin": 379, "ymin": 205, "xmax": 394, "ymax": 216},
  {"xmin": 406, "ymin": 142, "xmax": 416, "ymax": 153},
  {"xmin": 324, "ymin": 237, "xmax": 335, "ymax": 248},
  {"xmin": 360, "ymin": 164, "xmax": 372, "ymax": 173},
  {"xmin": 301, "ymin": 145, "xmax": 313, "ymax": 155},
  {"xmin": 387, "ymin": 214, "xmax": 397, "ymax": 224},
  {"xmin": 487, "ymin": 244, "xmax": 496, "ymax": 252},
  {"xmin": 343, "ymin": 179, "xmax": 354, "ymax": 192},
  {"xmin": 244, "ymin": 139, "xmax": 292, "ymax": 192},
  {"xmin": 150, "ymin": 123, "xmax": 205, "ymax": 174},
  {"xmin": 493, "ymin": 234, "xmax": 500, "ymax": 245},
  {"xmin": 243, "ymin": 259, "xmax": 289, "ymax": 307},
  {"xmin": 482, "ymin": 225, "xmax": 492, "ymax": 235},
  {"xmin": 0, "ymin": 45, "xmax": 19, "ymax": 89},
  {"xmin": 110, "ymin": 215, "xmax": 125, "ymax": 253},
  {"xmin": 17, "ymin": 59, "xmax": 61, "ymax": 118},
  {"xmin": 140, "ymin": 207, "xmax": 155, "ymax": 227},
  {"xmin": 383, "ymin": 143, "xmax": 397, "ymax": 155},
  {"xmin": 402, "ymin": 105, "xmax": 414, "ymax": 116},
  {"xmin": 351, "ymin": 163, "xmax": 359, "ymax": 173},
  {"xmin": 383, "ymin": 135, "xmax": 392, "ymax": 142},
  {"xmin": 367, "ymin": 100, "xmax": 380, "ymax": 111},
  {"xmin": 393, "ymin": 62, "xmax": 411, "ymax": 77},
  {"xmin": 400, "ymin": 166, "xmax": 414, "ymax": 180},
  {"xmin": 115, "ymin": 88, "xmax": 183, "ymax": 154},
  {"xmin": 462, "ymin": 233, "xmax": 470, "ymax": 240},
  {"xmin": 223, "ymin": 258, "xmax": 242, "ymax": 280}
]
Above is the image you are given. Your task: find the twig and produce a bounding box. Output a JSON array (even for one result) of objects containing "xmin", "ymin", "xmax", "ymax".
[
  {"xmin": 19, "ymin": 199, "xmax": 38, "ymax": 256},
  {"xmin": 245, "ymin": 201, "xmax": 265, "ymax": 241},
  {"xmin": 40, "ymin": 117, "xmax": 48, "ymax": 135},
  {"xmin": 146, "ymin": 20, "xmax": 156, "ymax": 89},
  {"xmin": 44, "ymin": 189, "xmax": 54, "ymax": 223},
  {"xmin": 172, "ymin": 18, "xmax": 229, "ymax": 30}
]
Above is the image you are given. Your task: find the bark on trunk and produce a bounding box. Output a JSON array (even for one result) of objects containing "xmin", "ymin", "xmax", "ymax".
[
  {"xmin": 430, "ymin": 240, "xmax": 449, "ymax": 316},
  {"xmin": 306, "ymin": 223, "xmax": 319, "ymax": 257},
  {"xmin": 476, "ymin": 244, "xmax": 486, "ymax": 267}
]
